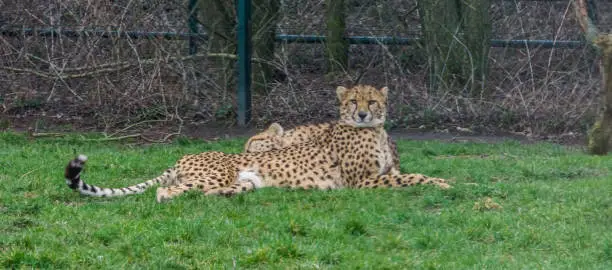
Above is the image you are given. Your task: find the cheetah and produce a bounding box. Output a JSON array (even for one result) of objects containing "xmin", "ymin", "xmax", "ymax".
[
  {"xmin": 64, "ymin": 85, "xmax": 450, "ymax": 203},
  {"xmin": 244, "ymin": 121, "xmax": 400, "ymax": 175}
]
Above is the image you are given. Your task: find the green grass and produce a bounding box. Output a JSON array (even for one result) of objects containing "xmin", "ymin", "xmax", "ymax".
[{"xmin": 1, "ymin": 132, "xmax": 612, "ymax": 269}]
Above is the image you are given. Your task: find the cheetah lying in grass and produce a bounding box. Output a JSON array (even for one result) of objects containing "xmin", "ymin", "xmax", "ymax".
[
  {"xmin": 64, "ymin": 85, "xmax": 450, "ymax": 202},
  {"xmin": 244, "ymin": 121, "xmax": 401, "ymax": 175}
]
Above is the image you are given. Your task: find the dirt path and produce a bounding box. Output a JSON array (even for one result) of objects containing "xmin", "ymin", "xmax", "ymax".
[
  {"xmin": 183, "ymin": 123, "xmax": 585, "ymax": 147},
  {"xmin": 4, "ymin": 116, "xmax": 585, "ymax": 147}
]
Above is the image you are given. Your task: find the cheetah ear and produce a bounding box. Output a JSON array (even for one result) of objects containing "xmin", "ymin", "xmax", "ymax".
[
  {"xmin": 380, "ymin": 86, "xmax": 389, "ymax": 99},
  {"xmin": 266, "ymin": 123, "xmax": 284, "ymax": 136},
  {"xmin": 336, "ymin": 86, "xmax": 348, "ymax": 100}
]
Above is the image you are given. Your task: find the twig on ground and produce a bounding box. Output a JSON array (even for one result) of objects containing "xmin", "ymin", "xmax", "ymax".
[
  {"xmin": 0, "ymin": 53, "xmax": 264, "ymax": 80},
  {"xmin": 30, "ymin": 132, "xmax": 66, "ymax": 138},
  {"xmin": 80, "ymin": 134, "xmax": 142, "ymax": 142}
]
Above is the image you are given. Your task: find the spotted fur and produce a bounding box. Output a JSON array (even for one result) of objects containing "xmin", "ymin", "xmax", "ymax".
[
  {"xmin": 245, "ymin": 121, "xmax": 400, "ymax": 174},
  {"xmin": 64, "ymin": 85, "xmax": 450, "ymax": 203}
]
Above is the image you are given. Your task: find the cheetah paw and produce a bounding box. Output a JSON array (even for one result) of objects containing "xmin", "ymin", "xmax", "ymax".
[
  {"xmin": 438, "ymin": 182, "xmax": 452, "ymax": 189},
  {"xmin": 156, "ymin": 187, "xmax": 169, "ymax": 203},
  {"xmin": 205, "ymin": 188, "xmax": 235, "ymax": 197}
]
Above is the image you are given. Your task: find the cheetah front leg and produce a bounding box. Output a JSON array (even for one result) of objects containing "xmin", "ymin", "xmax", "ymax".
[{"xmin": 357, "ymin": 173, "xmax": 451, "ymax": 189}]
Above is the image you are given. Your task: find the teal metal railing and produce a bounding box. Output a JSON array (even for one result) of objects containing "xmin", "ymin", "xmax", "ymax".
[
  {"xmin": 0, "ymin": 27, "xmax": 585, "ymax": 49},
  {"xmin": 0, "ymin": 8, "xmax": 591, "ymax": 126},
  {"xmin": 188, "ymin": 0, "xmax": 199, "ymax": 55},
  {"xmin": 236, "ymin": 0, "xmax": 252, "ymax": 126}
]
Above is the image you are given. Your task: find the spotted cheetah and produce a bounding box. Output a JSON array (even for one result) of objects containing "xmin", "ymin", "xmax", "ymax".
[
  {"xmin": 64, "ymin": 85, "xmax": 450, "ymax": 203},
  {"xmin": 244, "ymin": 121, "xmax": 400, "ymax": 175}
]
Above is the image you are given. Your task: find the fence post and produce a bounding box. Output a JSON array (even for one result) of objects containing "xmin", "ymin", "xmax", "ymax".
[
  {"xmin": 587, "ymin": 0, "xmax": 598, "ymax": 24},
  {"xmin": 188, "ymin": 0, "xmax": 198, "ymax": 55},
  {"xmin": 237, "ymin": 0, "xmax": 252, "ymax": 126}
]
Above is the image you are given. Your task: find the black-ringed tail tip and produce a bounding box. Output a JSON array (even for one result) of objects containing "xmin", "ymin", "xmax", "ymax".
[
  {"xmin": 64, "ymin": 154, "xmax": 173, "ymax": 197},
  {"xmin": 65, "ymin": 155, "xmax": 87, "ymax": 189}
]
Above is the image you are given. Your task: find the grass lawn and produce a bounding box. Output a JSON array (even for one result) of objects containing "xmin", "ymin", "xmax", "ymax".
[{"xmin": 1, "ymin": 132, "xmax": 611, "ymax": 269}]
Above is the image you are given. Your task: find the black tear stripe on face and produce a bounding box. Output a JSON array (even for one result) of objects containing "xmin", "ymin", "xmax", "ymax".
[{"xmin": 350, "ymin": 103, "xmax": 357, "ymax": 121}]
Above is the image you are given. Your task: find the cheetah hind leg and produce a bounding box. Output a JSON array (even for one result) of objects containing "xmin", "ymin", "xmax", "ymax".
[
  {"xmin": 360, "ymin": 173, "xmax": 451, "ymax": 189},
  {"xmin": 155, "ymin": 183, "xmax": 196, "ymax": 203},
  {"xmin": 204, "ymin": 170, "xmax": 262, "ymax": 197},
  {"xmin": 157, "ymin": 171, "xmax": 263, "ymax": 202},
  {"xmin": 156, "ymin": 174, "xmax": 240, "ymax": 202},
  {"xmin": 204, "ymin": 181, "xmax": 257, "ymax": 197}
]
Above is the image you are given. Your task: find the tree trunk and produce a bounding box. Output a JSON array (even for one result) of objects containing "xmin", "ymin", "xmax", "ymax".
[
  {"xmin": 252, "ymin": 0, "xmax": 280, "ymax": 93},
  {"xmin": 198, "ymin": 0, "xmax": 237, "ymax": 92},
  {"xmin": 198, "ymin": 0, "xmax": 279, "ymax": 94},
  {"xmin": 418, "ymin": 0, "xmax": 463, "ymax": 92},
  {"xmin": 460, "ymin": 0, "xmax": 491, "ymax": 96},
  {"xmin": 325, "ymin": 0, "xmax": 348, "ymax": 75},
  {"xmin": 418, "ymin": 0, "xmax": 491, "ymax": 94},
  {"xmin": 588, "ymin": 35, "xmax": 612, "ymax": 155}
]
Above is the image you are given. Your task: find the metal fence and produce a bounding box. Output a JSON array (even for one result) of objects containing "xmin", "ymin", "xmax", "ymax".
[{"xmin": 0, "ymin": 0, "xmax": 602, "ymax": 131}]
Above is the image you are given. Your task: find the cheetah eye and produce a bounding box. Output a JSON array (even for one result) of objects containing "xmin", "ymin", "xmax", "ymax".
[
  {"xmin": 349, "ymin": 99, "xmax": 357, "ymax": 104},
  {"xmin": 368, "ymin": 100, "xmax": 377, "ymax": 105}
]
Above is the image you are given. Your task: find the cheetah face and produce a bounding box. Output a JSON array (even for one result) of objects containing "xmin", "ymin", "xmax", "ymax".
[
  {"xmin": 244, "ymin": 123, "xmax": 285, "ymax": 152},
  {"xmin": 336, "ymin": 85, "xmax": 388, "ymax": 128}
]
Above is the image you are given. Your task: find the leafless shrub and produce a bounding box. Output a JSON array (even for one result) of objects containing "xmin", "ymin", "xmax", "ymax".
[{"xmin": 0, "ymin": 0, "xmax": 608, "ymax": 136}]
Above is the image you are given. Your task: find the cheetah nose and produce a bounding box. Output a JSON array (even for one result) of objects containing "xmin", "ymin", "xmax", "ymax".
[{"xmin": 358, "ymin": 111, "xmax": 367, "ymax": 120}]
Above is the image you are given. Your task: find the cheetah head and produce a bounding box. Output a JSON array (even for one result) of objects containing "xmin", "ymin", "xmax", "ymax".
[
  {"xmin": 336, "ymin": 85, "xmax": 388, "ymax": 128},
  {"xmin": 244, "ymin": 123, "xmax": 286, "ymax": 152}
]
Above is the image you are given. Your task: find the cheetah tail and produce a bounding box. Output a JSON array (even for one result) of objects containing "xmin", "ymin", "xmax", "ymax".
[{"xmin": 64, "ymin": 154, "xmax": 177, "ymax": 197}]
